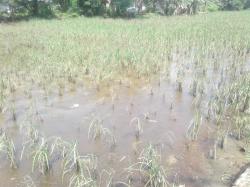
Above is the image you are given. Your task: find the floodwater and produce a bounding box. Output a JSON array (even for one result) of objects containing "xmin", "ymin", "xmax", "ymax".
[{"xmin": 0, "ymin": 63, "xmax": 248, "ymax": 187}]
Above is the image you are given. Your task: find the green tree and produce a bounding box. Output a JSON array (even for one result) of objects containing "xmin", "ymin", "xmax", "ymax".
[
  {"xmin": 111, "ymin": 0, "xmax": 133, "ymax": 16},
  {"xmin": 221, "ymin": 0, "xmax": 246, "ymax": 10},
  {"xmin": 78, "ymin": 0, "xmax": 104, "ymax": 16}
]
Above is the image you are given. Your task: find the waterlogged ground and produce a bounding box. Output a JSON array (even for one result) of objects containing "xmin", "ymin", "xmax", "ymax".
[
  {"xmin": 0, "ymin": 60, "xmax": 249, "ymax": 187},
  {"xmin": 0, "ymin": 11, "xmax": 250, "ymax": 187}
]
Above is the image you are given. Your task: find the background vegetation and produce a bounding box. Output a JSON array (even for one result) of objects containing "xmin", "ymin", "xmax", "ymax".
[{"xmin": 1, "ymin": 0, "xmax": 250, "ymax": 21}]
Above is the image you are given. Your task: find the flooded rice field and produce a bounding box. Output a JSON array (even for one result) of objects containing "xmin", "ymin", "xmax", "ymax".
[
  {"xmin": 1, "ymin": 13, "xmax": 250, "ymax": 187},
  {"xmin": 0, "ymin": 56, "xmax": 249, "ymax": 187}
]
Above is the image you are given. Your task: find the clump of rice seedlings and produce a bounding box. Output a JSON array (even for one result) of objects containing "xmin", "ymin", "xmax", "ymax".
[
  {"xmin": 0, "ymin": 102, "xmax": 3, "ymax": 114},
  {"xmin": 0, "ymin": 90, "xmax": 5, "ymax": 113},
  {"xmin": 0, "ymin": 132, "xmax": 17, "ymax": 168},
  {"xmin": 186, "ymin": 110, "xmax": 202, "ymax": 141},
  {"xmin": 209, "ymin": 140, "xmax": 217, "ymax": 160},
  {"xmin": 9, "ymin": 102, "xmax": 17, "ymax": 121},
  {"xmin": 206, "ymin": 97, "xmax": 224, "ymax": 125},
  {"xmin": 20, "ymin": 124, "xmax": 41, "ymax": 160},
  {"xmin": 192, "ymin": 93, "xmax": 202, "ymax": 108},
  {"xmin": 88, "ymin": 118, "xmax": 116, "ymax": 148},
  {"xmin": 130, "ymin": 117, "xmax": 143, "ymax": 139},
  {"xmin": 127, "ymin": 144, "xmax": 169, "ymax": 187},
  {"xmin": 9, "ymin": 80, "xmax": 17, "ymax": 93},
  {"xmin": 62, "ymin": 142, "xmax": 98, "ymax": 186},
  {"xmin": 217, "ymin": 129, "xmax": 229, "ymax": 150},
  {"xmin": 233, "ymin": 114, "xmax": 249, "ymax": 140},
  {"xmin": 32, "ymin": 137, "xmax": 50, "ymax": 175},
  {"xmin": 190, "ymin": 79, "xmax": 198, "ymax": 97},
  {"xmin": 99, "ymin": 169, "xmax": 115, "ymax": 187},
  {"xmin": 58, "ymin": 81, "xmax": 65, "ymax": 97},
  {"xmin": 88, "ymin": 118, "xmax": 104, "ymax": 140},
  {"xmin": 176, "ymin": 68, "xmax": 184, "ymax": 92},
  {"xmin": 68, "ymin": 172, "xmax": 96, "ymax": 187},
  {"xmin": 190, "ymin": 78, "xmax": 205, "ymax": 98},
  {"xmin": 50, "ymin": 137, "xmax": 72, "ymax": 158}
]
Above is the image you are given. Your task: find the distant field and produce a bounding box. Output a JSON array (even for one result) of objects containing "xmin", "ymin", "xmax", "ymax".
[
  {"xmin": 0, "ymin": 11, "xmax": 249, "ymax": 187},
  {"xmin": 0, "ymin": 11, "xmax": 250, "ymax": 88}
]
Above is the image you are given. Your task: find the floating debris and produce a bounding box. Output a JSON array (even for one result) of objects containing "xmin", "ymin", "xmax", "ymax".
[{"xmin": 70, "ymin": 104, "xmax": 79, "ymax": 109}]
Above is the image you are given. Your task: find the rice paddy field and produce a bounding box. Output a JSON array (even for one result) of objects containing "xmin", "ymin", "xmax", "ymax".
[{"xmin": 0, "ymin": 10, "xmax": 250, "ymax": 187}]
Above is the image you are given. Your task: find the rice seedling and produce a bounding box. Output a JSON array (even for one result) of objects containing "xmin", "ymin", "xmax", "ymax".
[
  {"xmin": 9, "ymin": 101, "xmax": 17, "ymax": 121},
  {"xmin": 190, "ymin": 79, "xmax": 198, "ymax": 97},
  {"xmin": 31, "ymin": 137, "xmax": 50, "ymax": 175},
  {"xmin": 0, "ymin": 132, "xmax": 17, "ymax": 168},
  {"xmin": 186, "ymin": 110, "xmax": 202, "ymax": 141},
  {"xmin": 62, "ymin": 142, "xmax": 98, "ymax": 186},
  {"xmin": 0, "ymin": 89, "xmax": 5, "ymax": 114},
  {"xmin": 176, "ymin": 68, "xmax": 184, "ymax": 92},
  {"xmin": 20, "ymin": 124, "xmax": 41, "ymax": 160},
  {"xmin": 50, "ymin": 137, "xmax": 73, "ymax": 158},
  {"xmin": 88, "ymin": 118, "xmax": 116, "ymax": 148},
  {"xmin": 99, "ymin": 169, "xmax": 115, "ymax": 187},
  {"xmin": 233, "ymin": 114, "xmax": 249, "ymax": 140},
  {"xmin": 127, "ymin": 144, "xmax": 169, "ymax": 187},
  {"xmin": 69, "ymin": 172, "xmax": 97, "ymax": 187},
  {"xmin": 130, "ymin": 117, "xmax": 143, "ymax": 139},
  {"xmin": 209, "ymin": 140, "xmax": 217, "ymax": 160},
  {"xmin": 218, "ymin": 129, "xmax": 229, "ymax": 150}
]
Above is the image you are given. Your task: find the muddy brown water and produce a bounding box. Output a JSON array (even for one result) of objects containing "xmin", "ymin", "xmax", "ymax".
[{"xmin": 0, "ymin": 65, "xmax": 248, "ymax": 187}]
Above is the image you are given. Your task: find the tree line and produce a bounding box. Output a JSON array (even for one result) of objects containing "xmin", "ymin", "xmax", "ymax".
[{"xmin": 0, "ymin": 0, "xmax": 250, "ymax": 20}]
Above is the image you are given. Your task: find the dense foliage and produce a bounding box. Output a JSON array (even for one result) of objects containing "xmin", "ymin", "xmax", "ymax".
[{"xmin": 0, "ymin": 0, "xmax": 250, "ymax": 20}]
